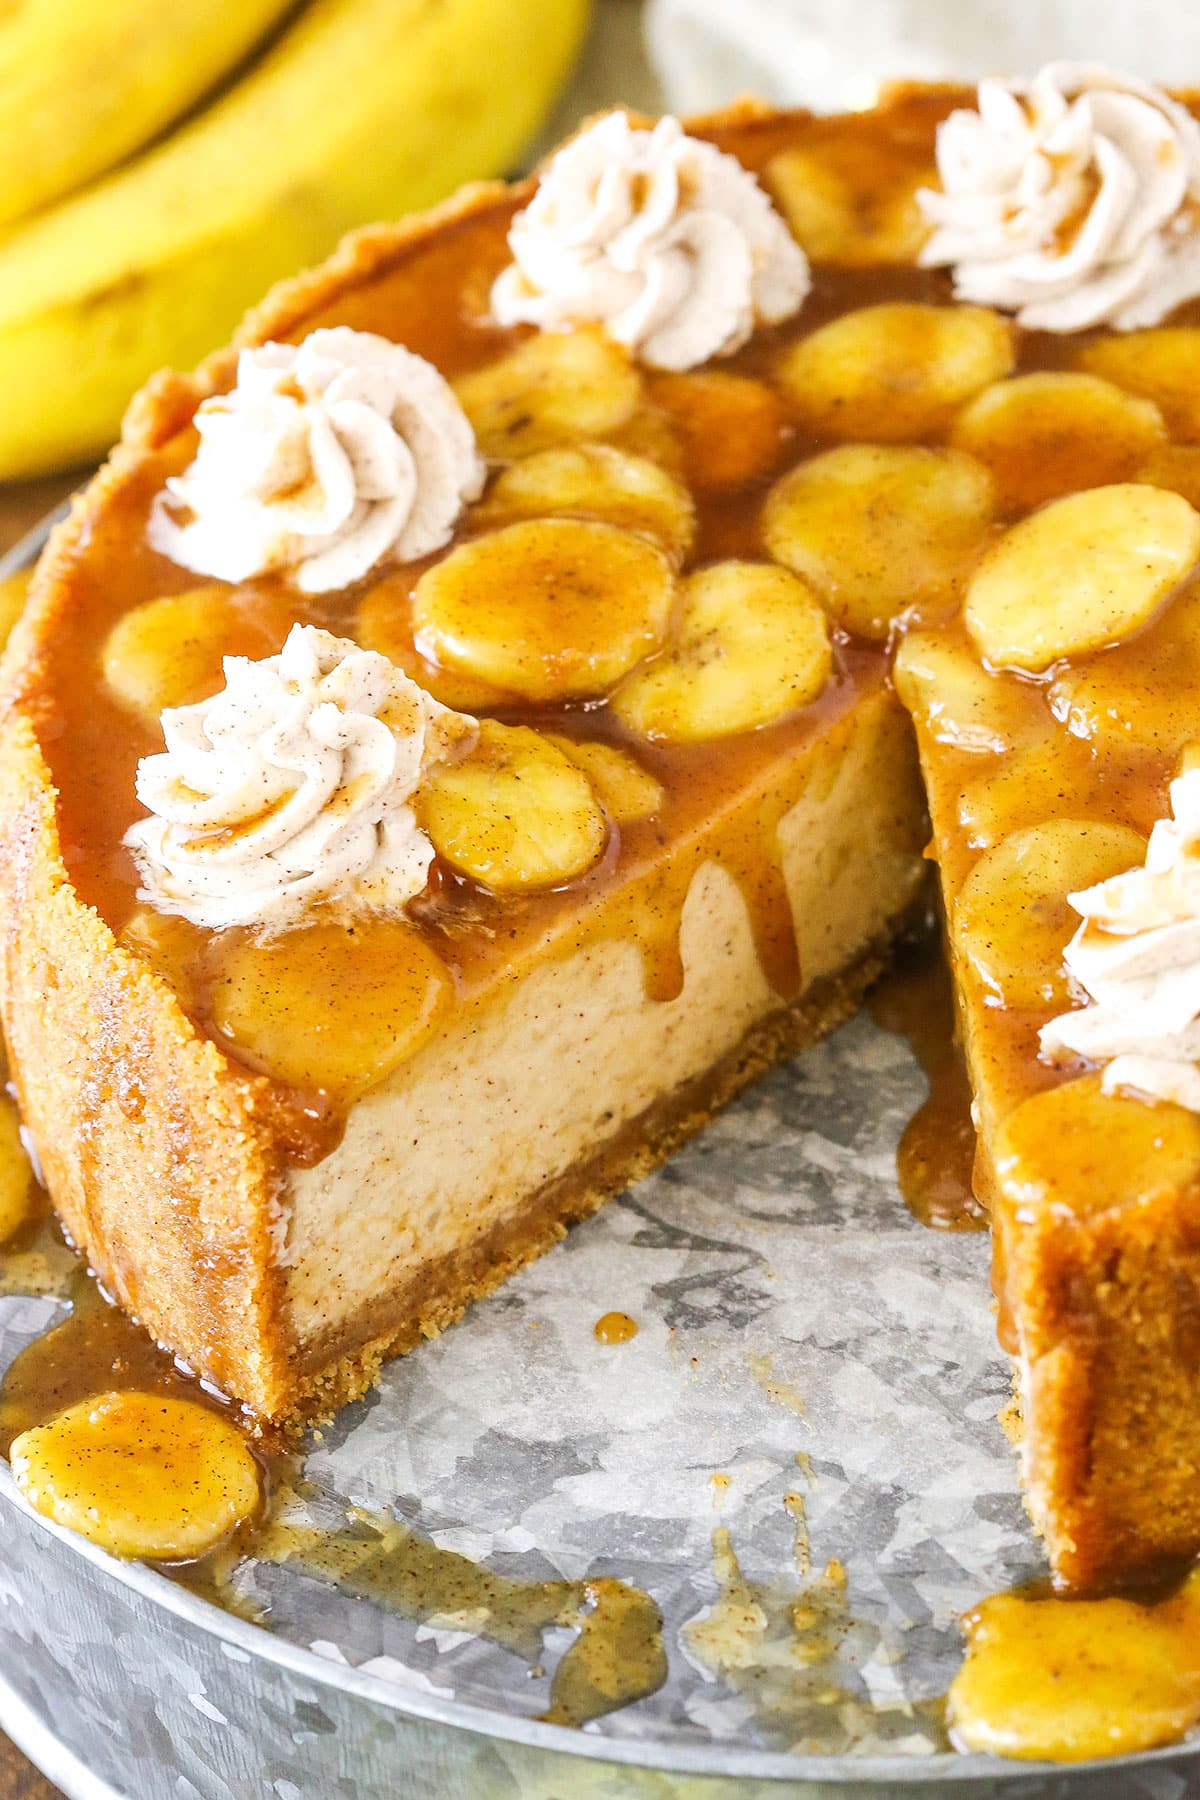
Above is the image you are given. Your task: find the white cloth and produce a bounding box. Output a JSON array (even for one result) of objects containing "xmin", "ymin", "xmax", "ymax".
[{"xmin": 645, "ymin": 0, "xmax": 1200, "ymax": 115}]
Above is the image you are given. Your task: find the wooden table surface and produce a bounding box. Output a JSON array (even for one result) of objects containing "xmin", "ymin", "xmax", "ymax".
[{"xmin": 0, "ymin": 478, "xmax": 83, "ymax": 1796}]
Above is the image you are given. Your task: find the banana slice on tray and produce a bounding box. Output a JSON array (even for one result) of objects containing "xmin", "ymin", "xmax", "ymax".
[
  {"xmin": 419, "ymin": 720, "xmax": 608, "ymax": 891},
  {"xmin": 950, "ymin": 372, "xmax": 1165, "ymax": 513},
  {"xmin": 645, "ymin": 370, "xmax": 790, "ymax": 493},
  {"xmin": 965, "ymin": 484, "xmax": 1200, "ymax": 672},
  {"xmin": 101, "ymin": 586, "xmax": 293, "ymax": 725},
  {"xmin": 954, "ymin": 819, "xmax": 1147, "ymax": 1010},
  {"xmin": 474, "ymin": 444, "xmax": 695, "ymax": 561},
  {"xmin": 775, "ymin": 302, "xmax": 1014, "ymax": 443},
  {"xmin": 612, "ymin": 561, "xmax": 832, "ymax": 744},
  {"xmin": 11, "ymin": 1391, "xmax": 261, "ymax": 1561},
  {"xmin": 209, "ymin": 919, "xmax": 452, "ymax": 1095},
  {"xmin": 763, "ymin": 445, "xmax": 994, "ymax": 640},
  {"xmin": 412, "ymin": 519, "xmax": 676, "ymax": 702},
  {"xmin": 454, "ymin": 328, "xmax": 642, "ymax": 461}
]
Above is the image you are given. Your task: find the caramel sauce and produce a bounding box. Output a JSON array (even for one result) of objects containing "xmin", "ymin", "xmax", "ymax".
[
  {"xmin": 682, "ymin": 1525, "xmax": 946, "ymax": 1755},
  {"xmin": 869, "ymin": 931, "xmax": 986, "ymax": 1232},
  {"xmin": 243, "ymin": 1489, "xmax": 667, "ymax": 1729},
  {"xmin": 0, "ymin": 1203, "xmax": 665, "ymax": 1725},
  {"xmin": 947, "ymin": 1571, "xmax": 1200, "ymax": 1761},
  {"xmin": 593, "ymin": 1310, "xmax": 638, "ymax": 1344}
]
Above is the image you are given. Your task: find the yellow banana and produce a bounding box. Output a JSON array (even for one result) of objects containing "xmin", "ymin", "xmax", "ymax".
[
  {"xmin": 0, "ymin": 0, "xmax": 297, "ymax": 232},
  {"xmin": 0, "ymin": 0, "xmax": 590, "ymax": 479}
]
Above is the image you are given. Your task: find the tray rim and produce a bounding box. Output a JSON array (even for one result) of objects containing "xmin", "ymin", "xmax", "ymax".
[{"xmin": 1, "ymin": 503, "xmax": 1196, "ymax": 1791}]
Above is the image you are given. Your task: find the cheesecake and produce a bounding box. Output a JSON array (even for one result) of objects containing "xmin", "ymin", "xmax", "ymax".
[
  {"xmin": 0, "ymin": 96, "xmax": 938, "ymax": 1425},
  {"xmin": 7, "ymin": 73, "xmax": 1200, "ymax": 1593}
]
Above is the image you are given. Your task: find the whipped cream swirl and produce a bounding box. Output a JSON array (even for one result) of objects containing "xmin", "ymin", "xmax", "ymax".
[
  {"xmin": 919, "ymin": 64, "xmax": 1200, "ymax": 333},
  {"xmin": 1041, "ymin": 766, "xmax": 1200, "ymax": 1111},
  {"xmin": 150, "ymin": 327, "xmax": 484, "ymax": 594},
  {"xmin": 491, "ymin": 110, "xmax": 810, "ymax": 370},
  {"xmin": 125, "ymin": 625, "xmax": 474, "ymax": 933}
]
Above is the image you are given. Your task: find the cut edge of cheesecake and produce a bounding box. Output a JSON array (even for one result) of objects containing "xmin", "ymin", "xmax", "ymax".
[{"xmin": 0, "ymin": 93, "xmax": 931, "ymax": 1427}]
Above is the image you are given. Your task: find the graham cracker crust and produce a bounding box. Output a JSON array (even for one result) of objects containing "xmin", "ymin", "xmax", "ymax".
[{"xmin": 288, "ymin": 933, "xmax": 897, "ymax": 1427}]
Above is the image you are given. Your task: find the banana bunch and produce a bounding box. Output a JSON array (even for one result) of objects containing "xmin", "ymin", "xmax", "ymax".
[{"xmin": 0, "ymin": 0, "xmax": 590, "ymax": 479}]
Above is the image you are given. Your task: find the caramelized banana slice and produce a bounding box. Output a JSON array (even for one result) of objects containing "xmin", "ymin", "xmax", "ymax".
[
  {"xmin": 11, "ymin": 1391, "xmax": 260, "ymax": 1561},
  {"xmin": 775, "ymin": 302, "xmax": 1014, "ymax": 443},
  {"xmin": 543, "ymin": 734, "xmax": 663, "ymax": 824},
  {"xmin": 0, "ymin": 1096, "xmax": 35, "ymax": 1243},
  {"xmin": 965, "ymin": 485, "xmax": 1200, "ymax": 672},
  {"xmin": 957, "ymin": 736, "xmax": 1122, "ymax": 851},
  {"xmin": 612, "ymin": 561, "xmax": 832, "ymax": 743},
  {"xmin": 1048, "ymin": 584, "xmax": 1200, "ymax": 757},
  {"xmin": 1076, "ymin": 328, "xmax": 1200, "ymax": 444},
  {"xmin": 954, "ymin": 820, "xmax": 1147, "ymax": 1010},
  {"xmin": 474, "ymin": 445, "xmax": 695, "ymax": 560},
  {"xmin": 101, "ymin": 586, "xmax": 293, "ymax": 725},
  {"xmin": 412, "ymin": 519, "xmax": 675, "ymax": 702},
  {"xmin": 357, "ymin": 574, "xmax": 514, "ymax": 712},
  {"xmin": 419, "ymin": 720, "xmax": 607, "ymax": 891},
  {"xmin": 209, "ymin": 919, "xmax": 451, "ymax": 1094},
  {"xmin": 763, "ymin": 445, "xmax": 994, "ymax": 640},
  {"xmin": 646, "ymin": 370, "xmax": 790, "ymax": 492},
  {"xmin": 950, "ymin": 373, "xmax": 1165, "ymax": 513},
  {"xmin": 766, "ymin": 147, "xmax": 933, "ymax": 266},
  {"xmin": 454, "ymin": 327, "xmax": 642, "ymax": 460},
  {"xmin": 997, "ymin": 1073, "xmax": 1200, "ymax": 1218},
  {"xmin": 893, "ymin": 630, "xmax": 1037, "ymax": 755}
]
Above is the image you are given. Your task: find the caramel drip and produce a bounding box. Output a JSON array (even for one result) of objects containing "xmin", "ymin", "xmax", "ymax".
[
  {"xmin": 0, "ymin": 1266, "xmax": 245, "ymax": 1459},
  {"xmin": 869, "ymin": 933, "xmax": 986, "ymax": 1232},
  {"xmin": 250, "ymin": 1493, "xmax": 667, "ymax": 1729},
  {"xmin": 947, "ymin": 1570, "xmax": 1200, "ymax": 1761},
  {"xmin": 593, "ymin": 1310, "xmax": 638, "ymax": 1344},
  {"xmin": 682, "ymin": 1525, "xmax": 946, "ymax": 1753}
]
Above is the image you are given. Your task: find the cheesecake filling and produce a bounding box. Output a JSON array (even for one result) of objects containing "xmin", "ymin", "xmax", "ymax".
[
  {"xmin": 491, "ymin": 110, "xmax": 810, "ymax": 369},
  {"xmin": 1041, "ymin": 762, "xmax": 1200, "ymax": 1110},
  {"xmin": 920, "ymin": 63, "xmax": 1200, "ymax": 332},
  {"xmin": 149, "ymin": 327, "xmax": 485, "ymax": 593},
  {"xmin": 125, "ymin": 624, "xmax": 475, "ymax": 932}
]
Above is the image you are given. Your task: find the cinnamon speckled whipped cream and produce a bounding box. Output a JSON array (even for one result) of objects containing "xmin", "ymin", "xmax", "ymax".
[
  {"xmin": 1041, "ymin": 764, "xmax": 1200, "ymax": 1111},
  {"xmin": 491, "ymin": 110, "xmax": 810, "ymax": 370},
  {"xmin": 920, "ymin": 64, "xmax": 1200, "ymax": 333},
  {"xmin": 149, "ymin": 328, "xmax": 484, "ymax": 594},
  {"xmin": 126, "ymin": 625, "xmax": 475, "ymax": 932}
]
